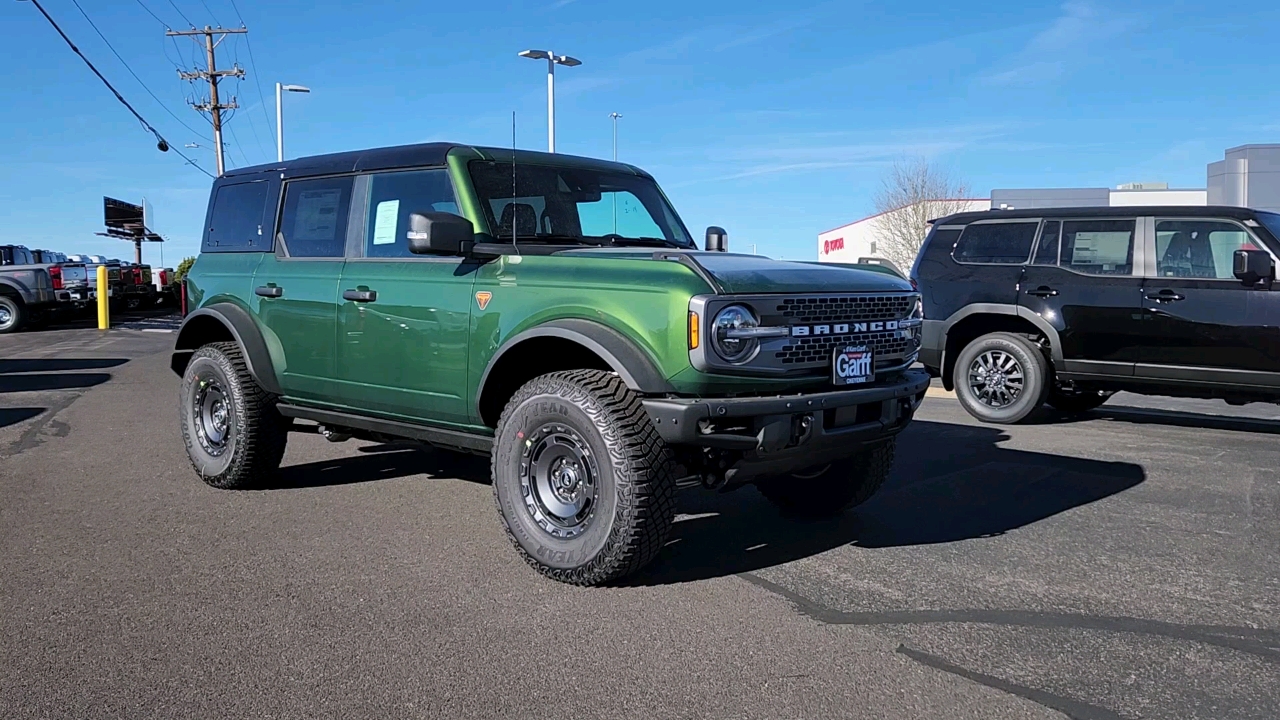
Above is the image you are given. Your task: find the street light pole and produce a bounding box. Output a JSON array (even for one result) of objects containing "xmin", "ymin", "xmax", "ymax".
[
  {"xmin": 275, "ymin": 83, "xmax": 311, "ymax": 162},
  {"xmin": 519, "ymin": 50, "xmax": 581, "ymax": 153},
  {"xmin": 609, "ymin": 112, "xmax": 622, "ymax": 161}
]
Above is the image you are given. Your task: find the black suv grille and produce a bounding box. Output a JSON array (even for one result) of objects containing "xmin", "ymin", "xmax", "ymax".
[
  {"xmin": 777, "ymin": 330, "xmax": 915, "ymax": 367},
  {"xmin": 776, "ymin": 295, "xmax": 916, "ymax": 323}
]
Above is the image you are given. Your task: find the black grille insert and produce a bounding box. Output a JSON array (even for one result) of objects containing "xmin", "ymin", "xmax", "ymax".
[{"xmin": 776, "ymin": 295, "xmax": 915, "ymax": 323}]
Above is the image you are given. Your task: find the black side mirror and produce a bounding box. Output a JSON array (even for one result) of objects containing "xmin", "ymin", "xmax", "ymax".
[
  {"xmin": 705, "ymin": 226, "xmax": 728, "ymax": 252},
  {"xmin": 1233, "ymin": 248, "xmax": 1273, "ymax": 285},
  {"xmin": 407, "ymin": 212, "xmax": 474, "ymax": 255}
]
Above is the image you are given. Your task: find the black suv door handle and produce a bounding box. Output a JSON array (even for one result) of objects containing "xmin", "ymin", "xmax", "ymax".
[
  {"xmin": 1025, "ymin": 286, "xmax": 1059, "ymax": 297},
  {"xmin": 343, "ymin": 289, "xmax": 377, "ymax": 302},
  {"xmin": 255, "ymin": 285, "xmax": 283, "ymax": 298},
  {"xmin": 1145, "ymin": 290, "xmax": 1185, "ymax": 303}
]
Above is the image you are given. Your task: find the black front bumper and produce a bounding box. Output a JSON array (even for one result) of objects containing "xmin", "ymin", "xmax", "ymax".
[{"xmin": 643, "ymin": 369, "xmax": 929, "ymax": 447}]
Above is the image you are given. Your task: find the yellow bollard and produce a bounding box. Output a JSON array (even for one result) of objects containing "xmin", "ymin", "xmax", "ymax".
[{"xmin": 96, "ymin": 264, "xmax": 109, "ymax": 330}]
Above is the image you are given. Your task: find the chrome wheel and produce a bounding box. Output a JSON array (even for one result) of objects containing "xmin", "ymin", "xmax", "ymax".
[
  {"xmin": 0, "ymin": 305, "xmax": 13, "ymax": 330},
  {"xmin": 519, "ymin": 423, "xmax": 600, "ymax": 539},
  {"xmin": 968, "ymin": 349, "xmax": 1025, "ymax": 409},
  {"xmin": 192, "ymin": 378, "xmax": 232, "ymax": 456}
]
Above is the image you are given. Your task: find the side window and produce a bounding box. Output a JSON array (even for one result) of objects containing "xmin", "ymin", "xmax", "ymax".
[
  {"xmin": 952, "ymin": 222, "xmax": 1039, "ymax": 264},
  {"xmin": 1156, "ymin": 219, "xmax": 1260, "ymax": 279},
  {"xmin": 279, "ymin": 176, "xmax": 354, "ymax": 258},
  {"xmin": 1032, "ymin": 221, "xmax": 1060, "ymax": 265},
  {"xmin": 575, "ymin": 191, "xmax": 666, "ymax": 239},
  {"xmin": 207, "ymin": 180, "xmax": 271, "ymax": 250},
  {"xmin": 363, "ymin": 169, "xmax": 459, "ymax": 258},
  {"xmin": 1060, "ymin": 219, "xmax": 1135, "ymax": 275}
]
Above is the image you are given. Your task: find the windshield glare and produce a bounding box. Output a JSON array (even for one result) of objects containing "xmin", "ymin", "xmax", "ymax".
[{"xmin": 468, "ymin": 161, "xmax": 694, "ymax": 247}]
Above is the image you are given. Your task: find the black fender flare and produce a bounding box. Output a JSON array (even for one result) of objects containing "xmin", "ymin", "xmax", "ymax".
[
  {"xmin": 938, "ymin": 303, "xmax": 1064, "ymax": 386},
  {"xmin": 170, "ymin": 303, "xmax": 282, "ymax": 395},
  {"xmin": 477, "ymin": 318, "xmax": 675, "ymax": 412}
]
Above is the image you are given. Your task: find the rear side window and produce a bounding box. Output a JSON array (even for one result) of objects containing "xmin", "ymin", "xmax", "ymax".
[
  {"xmin": 1033, "ymin": 221, "xmax": 1060, "ymax": 265},
  {"xmin": 279, "ymin": 177, "xmax": 355, "ymax": 258},
  {"xmin": 206, "ymin": 181, "xmax": 272, "ymax": 251},
  {"xmin": 952, "ymin": 222, "xmax": 1039, "ymax": 264},
  {"xmin": 1059, "ymin": 219, "xmax": 1135, "ymax": 275}
]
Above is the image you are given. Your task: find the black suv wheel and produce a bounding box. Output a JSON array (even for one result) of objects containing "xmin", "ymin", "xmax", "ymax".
[
  {"xmin": 756, "ymin": 439, "xmax": 895, "ymax": 517},
  {"xmin": 0, "ymin": 295, "xmax": 25, "ymax": 334},
  {"xmin": 179, "ymin": 341, "xmax": 288, "ymax": 489},
  {"xmin": 492, "ymin": 369, "xmax": 677, "ymax": 586},
  {"xmin": 954, "ymin": 332, "xmax": 1049, "ymax": 424}
]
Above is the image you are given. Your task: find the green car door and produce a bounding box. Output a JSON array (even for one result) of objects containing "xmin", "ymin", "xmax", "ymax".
[
  {"xmin": 334, "ymin": 168, "xmax": 475, "ymax": 427},
  {"xmin": 252, "ymin": 175, "xmax": 354, "ymax": 404}
]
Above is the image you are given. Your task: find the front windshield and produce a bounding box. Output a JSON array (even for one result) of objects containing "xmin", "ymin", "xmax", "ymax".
[
  {"xmin": 468, "ymin": 160, "xmax": 694, "ymax": 247},
  {"xmin": 1257, "ymin": 211, "xmax": 1280, "ymax": 243}
]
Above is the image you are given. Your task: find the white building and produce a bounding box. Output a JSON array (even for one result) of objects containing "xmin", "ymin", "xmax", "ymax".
[
  {"xmin": 818, "ymin": 143, "xmax": 1280, "ymax": 264},
  {"xmin": 818, "ymin": 199, "xmax": 989, "ymax": 264}
]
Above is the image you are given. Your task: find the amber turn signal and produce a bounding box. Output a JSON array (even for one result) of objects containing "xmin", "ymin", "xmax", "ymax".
[{"xmin": 688, "ymin": 311, "xmax": 700, "ymax": 350}]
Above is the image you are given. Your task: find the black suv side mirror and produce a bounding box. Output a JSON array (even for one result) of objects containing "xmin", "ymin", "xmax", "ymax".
[
  {"xmin": 407, "ymin": 212, "xmax": 474, "ymax": 255},
  {"xmin": 1233, "ymin": 248, "xmax": 1274, "ymax": 285},
  {"xmin": 705, "ymin": 226, "xmax": 728, "ymax": 252}
]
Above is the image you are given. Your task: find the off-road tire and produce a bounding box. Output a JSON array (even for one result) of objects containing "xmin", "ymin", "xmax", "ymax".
[
  {"xmin": 0, "ymin": 295, "xmax": 25, "ymax": 334},
  {"xmin": 1047, "ymin": 387, "xmax": 1113, "ymax": 413},
  {"xmin": 756, "ymin": 438, "xmax": 895, "ymax": 518},
  {"xmin": 179, "ymin": 341, "xmax": 287, "ymax": 489},
  {"xmin": 492, "ymin": 369, "xmax": 678, "ymax": 586},
  {"xmin": 954, "ymin": 332, "xmax": 1049, "ymax": 424}
]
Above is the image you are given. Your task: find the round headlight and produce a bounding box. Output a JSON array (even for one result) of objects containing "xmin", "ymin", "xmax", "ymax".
[{"xmin": 712, "ymin": 304, "xmax": 760, "ymax": 363}]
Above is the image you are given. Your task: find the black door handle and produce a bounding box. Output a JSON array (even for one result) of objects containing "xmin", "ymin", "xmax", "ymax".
[
  {"xmin": 1025, "ymin": 286, "xmax": 1059, "ymax": 297},
  {"xmin": 1145, "ymin": 290, "xmax": 1185, "ymax": 303},
  {"xmin": 255, "ymin": 285, "xmax": 283, "ymax": 298},
  {"xmin": 343, "ymin": 289, "xmax": 377, "ymax": 302}
]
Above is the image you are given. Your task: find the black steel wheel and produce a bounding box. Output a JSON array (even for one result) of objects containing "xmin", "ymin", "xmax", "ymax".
[
  {"xmin": 179, "ymin": 342, "xmax": 287, "ymax": 489},
  {"xmin": 953, "ymin": 332, "xmax": 1049, "ymax": 424},
  {"xmin": 492, "ymin": 369, "xmax": 677, "ymax": 586}
]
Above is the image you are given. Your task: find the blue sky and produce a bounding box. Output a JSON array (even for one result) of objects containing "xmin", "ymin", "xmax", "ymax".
[{"xmin": 3, "ymin": 0, "xmax": 1278, "ymax": 265}]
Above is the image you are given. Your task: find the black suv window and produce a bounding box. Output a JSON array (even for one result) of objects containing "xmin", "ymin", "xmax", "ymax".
[
  {"xmin": 1059, "ymin": 219, "xmax": 1135, "ymax": 275},
  {"xmin": 362, "ymin": 169, "xmax": 459, "ymax": 258},
  {"xmin": 207, "ymin": 180, "xmax": 271, "ymax": 250},
  {"xmin": 279, "ymin": 177, "xmax": 354, "ymax": 258},
  {"xmin": 1156, "ymin": 219, "xmax": 1259, "ymax": 279},
  {"xmin": 953, "ymin": 222, "xmax": 1039, "ymax": 264}
]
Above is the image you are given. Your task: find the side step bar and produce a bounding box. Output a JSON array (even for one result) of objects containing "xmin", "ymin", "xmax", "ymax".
[{"xmin": 276, "ymin": 404, "xmax": 493, "ymax": 455}]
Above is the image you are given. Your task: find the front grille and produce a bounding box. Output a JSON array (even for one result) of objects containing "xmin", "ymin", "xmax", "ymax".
[
  {"xmin": 775, "ymin": 295, "xmax": 916, "ymax": 323},
  {"xmin": 777, "ymin": 330, "xmax": 915, "ymax": 367}
]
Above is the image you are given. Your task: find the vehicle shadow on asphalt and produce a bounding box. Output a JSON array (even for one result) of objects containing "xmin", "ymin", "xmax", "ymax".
[
  {"xmin": 0, "ymin": 358, "xmax": 126, "ymax": 393},
  {"xmin": 625, "ymin": 420, "xmax": 1145, "ymax": 586},
  {"xmin": 1030, "ymin": 405, "xmax": 1280, "ymax": 436},
  {"xmin": 0, "ymin": 407, "xmax": 45, "ymax": 429},
  {"xmin": 264, "ymin": 444, "xmax": 489, "ymax": 490}
]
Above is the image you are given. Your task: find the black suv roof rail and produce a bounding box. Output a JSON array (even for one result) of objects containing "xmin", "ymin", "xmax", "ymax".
[{"xmin": 933, "ymin": 204, "xmax": 1261, "ymax": 226}]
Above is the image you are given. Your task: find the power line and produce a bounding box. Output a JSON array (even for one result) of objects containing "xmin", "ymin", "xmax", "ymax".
[
  {"xmin": 227, "ymin": 37, "xmax": 268, "ymax": 162},
  {"xmin": 133, "ymin": 0, "xmax": 167, "ymax": 26},
  {"xmin": 69, "ymin": 0, "xmax": 212, "ymax": 143},
  {"xmin": 25, "ymin": 0, "xmax": 214, "ymax": 178},
  {"xmin": 197, "ymin": 0, "xmax": 221, "ymax": 26},
  {"xmin": 227, "ymin": 0, "xmax": 276, "ymax": 152},
  {"xmin": 165, "ymin": 0, "xmax": 194, "ymax": 28}
]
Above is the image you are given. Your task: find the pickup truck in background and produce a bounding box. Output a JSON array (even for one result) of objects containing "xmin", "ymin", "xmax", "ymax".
[
  {"xmin": 0, "ymin": 244, "xmax": 90, "ymax": 333},
  {"xmin": 152, "ymin": 267, "xmax": 179, "ymax": 305},
  {"xmin": 68, "ymin": 254, "xmax": 125, "ymax": 309},
  {"xmin": 119, "ymin": 261, "xmax": 156, "ymax": 309}
]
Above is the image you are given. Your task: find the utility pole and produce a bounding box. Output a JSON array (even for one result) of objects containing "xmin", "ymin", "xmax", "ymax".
[{"xmin": 167, "ymin": 26, "xmax": 246, "ymax": 176}]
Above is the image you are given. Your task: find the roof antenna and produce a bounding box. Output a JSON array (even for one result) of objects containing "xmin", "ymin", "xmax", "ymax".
[{"xmin": 511, "ymin": 110, "xmax": 521, "ymax": 256}]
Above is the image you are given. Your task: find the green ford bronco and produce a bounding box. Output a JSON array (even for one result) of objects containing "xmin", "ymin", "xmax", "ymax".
[{"xmin": 172, "ymin": 142, "xmax": 929, "ymax": 584}]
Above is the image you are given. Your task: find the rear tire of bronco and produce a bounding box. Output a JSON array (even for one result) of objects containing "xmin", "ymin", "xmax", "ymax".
[
  {"xmin": 1047, "ymin": 387, "xmax": 1113, "ymax": 413},
  {"xmin": 756, "ymin": 439, "xmax": 895, "ymax": 518},
  {"xmin": 179, "ymin": 341, "xmax": 288, "ymax": 489},
  {"xmin": 0, "ymin": 295, "xmax": 25, "ymax": 334},
  {"xmin": 953, "ymin": 332, "xmax": 1049, "ymax": 424},
  {"xmin": 491, "ymin": 369, "xmax": 678, "ymax": 586}
]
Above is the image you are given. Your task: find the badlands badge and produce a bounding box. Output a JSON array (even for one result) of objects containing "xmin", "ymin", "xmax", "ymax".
[{"xmin": 475, "ymin": 291, "xmax": 492, "ymax": 310}]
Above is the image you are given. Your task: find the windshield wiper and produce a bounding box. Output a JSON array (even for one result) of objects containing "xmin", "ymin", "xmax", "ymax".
[
  {"xmin": 595, "ymin": 234, "xmax": 685, "ymax": 248},
  {"xmin": 499, "ymin": 233, "xmax": 605, "ymax": 246}
]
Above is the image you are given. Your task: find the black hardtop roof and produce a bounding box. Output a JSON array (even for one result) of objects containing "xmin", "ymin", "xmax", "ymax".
[
  {"xmin": 934, "ymin": 205, "xmax": 1267, "ymax": 225},
  {"xmin": 220, "ymin": 142, "xmax": 649, "ymax": 181}
]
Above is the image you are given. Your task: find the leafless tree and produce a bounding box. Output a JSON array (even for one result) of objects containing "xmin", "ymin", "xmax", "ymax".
[{"xmin": 872, "ymin": 157, "xmax": 974, "ymax": 270}]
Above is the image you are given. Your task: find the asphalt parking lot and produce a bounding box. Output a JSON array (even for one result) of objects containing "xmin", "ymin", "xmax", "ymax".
[{"xmin": 2, "ymin": 324, "xmax": 1278, "ymax": 719}]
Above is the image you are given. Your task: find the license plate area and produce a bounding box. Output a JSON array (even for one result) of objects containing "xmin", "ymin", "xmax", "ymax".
[{"xmin": 833, "ymin": 345, "xmax": 874, "ymax": 386}]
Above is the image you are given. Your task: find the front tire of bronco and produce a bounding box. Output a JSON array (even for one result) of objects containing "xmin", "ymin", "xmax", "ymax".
[
  {"xmin": 953, "ymin": 332, "xmax": 1049, "ymax": 424},
  {"xmin": 756, "ymin": 439, "xmax": 895, "ymax": 518},
  {"xmin": 492, "ymin": 369, "xmax": 678, "ymax": 586},
  {"xmin": 179, "ymin": 341, "xmax": 288, "ymax": 489}
]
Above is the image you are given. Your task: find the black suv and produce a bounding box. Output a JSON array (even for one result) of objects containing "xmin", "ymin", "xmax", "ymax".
[{"xmin": 913, "ymin": 205, "xmax": 1280, "ymax": 423}]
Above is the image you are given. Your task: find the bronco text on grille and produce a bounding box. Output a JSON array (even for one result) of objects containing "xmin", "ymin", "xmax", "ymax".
[{"xmin": 771, "ymin": 294, "xmax": 920, "ymax": 371}]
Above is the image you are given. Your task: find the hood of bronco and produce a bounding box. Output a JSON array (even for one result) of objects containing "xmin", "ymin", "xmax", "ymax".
[{"xmin": 555, "ymin": 248, "xmax": 913, "ymax": 295}]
